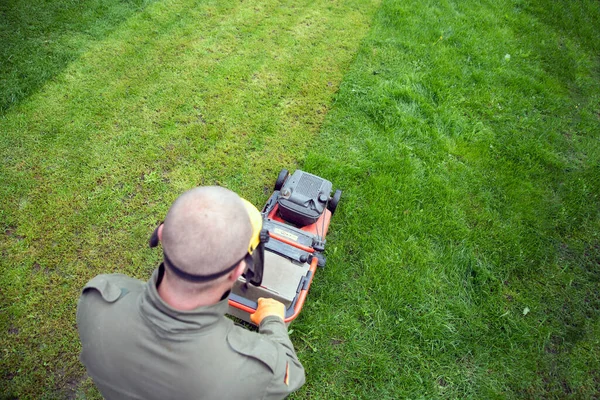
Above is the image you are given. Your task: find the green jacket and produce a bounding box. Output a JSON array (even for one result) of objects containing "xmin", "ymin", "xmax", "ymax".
[{"xmin": 77, "ymin": 266, "xmax": 305, "ymax": 399}]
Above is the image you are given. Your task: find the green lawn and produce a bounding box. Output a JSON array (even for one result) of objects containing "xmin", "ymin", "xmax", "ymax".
[{"xmin": 2, "ymin": 0, "xmax": 599, "ymax": 398}]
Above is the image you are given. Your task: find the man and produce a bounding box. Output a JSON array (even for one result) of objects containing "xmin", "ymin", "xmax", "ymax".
[{"xmin": 77, "ymin": 186, "xmax": 306, "ymax": 399}]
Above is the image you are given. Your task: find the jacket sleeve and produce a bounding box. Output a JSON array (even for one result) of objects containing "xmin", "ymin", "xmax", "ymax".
[{"xmin": 258, "ymin": 316, "xmax": 306, "ymax": 398}]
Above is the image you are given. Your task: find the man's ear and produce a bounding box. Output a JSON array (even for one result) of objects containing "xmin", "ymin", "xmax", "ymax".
[
  {"xmin": 157, "ymin": 224, "xmax": 164, "ymax": 241},
  {"xmin": 149, "ymin": 223, "xmax": 163, "ymax": 248},
  {"xmin": 229, "ymin": 259, "xmax": 246, "ymax": 282}
]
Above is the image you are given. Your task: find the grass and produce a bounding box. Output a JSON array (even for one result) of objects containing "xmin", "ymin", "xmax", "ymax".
[
  {"xmin": 297, "ymin": 0, "xmax": 600, "ymax": 397},
  {"xmin": 0, "ymin": 0, "xmax": 379, "ymax": 397},
  {"xmin": 0, "ymin": 0, "xmax": 159, "ymax": 114},
  {"xmin": 1, "ymin": 0, "xmax": 599, "ymax": 398}
]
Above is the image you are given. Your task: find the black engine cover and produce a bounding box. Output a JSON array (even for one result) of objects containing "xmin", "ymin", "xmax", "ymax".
[{"xmin": 277, "ymin": 170, "xmax": 333, "ymax": 226}]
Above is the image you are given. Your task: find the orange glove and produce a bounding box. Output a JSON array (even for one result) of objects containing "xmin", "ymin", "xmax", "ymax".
[{"xmin": 250, "ymin": 297, "xmax": 285, "ymax": 325}]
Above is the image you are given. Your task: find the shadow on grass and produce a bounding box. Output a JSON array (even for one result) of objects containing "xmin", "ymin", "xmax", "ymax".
[
  {"xmin": 524, "ymin": 0, "xmax": 600, "ymax": 55},
  {"xmin": 0, "ymin": 0, "xmax": 156, "ymax": 114}
]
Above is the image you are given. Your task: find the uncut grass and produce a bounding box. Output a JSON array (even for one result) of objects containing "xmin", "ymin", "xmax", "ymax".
[
  {"xmin": 0, "ymin": 0, "xmax": 379, "ymax": 397},
  {"xmin": 293, "ymin": 0, "xmax": 600, "ymax": 398}
]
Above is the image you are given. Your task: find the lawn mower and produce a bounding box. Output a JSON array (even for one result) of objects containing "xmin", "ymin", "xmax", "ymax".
[{"xmin": 228, "ymin": 169, "xmax": 341, "ymax": 325}]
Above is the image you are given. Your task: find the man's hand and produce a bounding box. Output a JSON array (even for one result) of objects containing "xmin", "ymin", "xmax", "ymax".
[{"xmin": 250, "ymin": 297, "xmax": 285, "ymax": 325}]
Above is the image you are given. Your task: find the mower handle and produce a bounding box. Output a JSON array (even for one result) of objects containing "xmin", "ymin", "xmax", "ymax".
[{"xmin": 228, "ymin": 256, "xmax": 318, "ymax": 324}]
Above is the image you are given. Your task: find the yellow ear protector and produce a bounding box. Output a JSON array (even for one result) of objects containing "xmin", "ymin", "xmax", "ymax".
[
  {"xmin": 149, "ymin": 197, "xmax": 267, "ymax": 286},
  {"xmin": 240, "ymin": 198, "xmax": 262, "ymax": 253},
  {"xmin": 239, "ymin": 198, "xmax": 267, "ymax": 287}
]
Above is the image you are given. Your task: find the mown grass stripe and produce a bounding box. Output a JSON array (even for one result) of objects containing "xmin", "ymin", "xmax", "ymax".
[{"xmin": 0, "ymin": 0, "xmax": 379, "ymax": 397}]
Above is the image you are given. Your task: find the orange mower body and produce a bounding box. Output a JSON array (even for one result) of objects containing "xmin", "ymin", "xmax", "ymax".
[{"xmin": 228, "ymin": 169, "xmax": 341, "ymax": 325}]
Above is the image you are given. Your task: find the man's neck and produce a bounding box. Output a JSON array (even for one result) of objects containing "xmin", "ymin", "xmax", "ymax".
[{"xmin": 157, "ymin": 274, "xmax": 227, "ymax": 310}]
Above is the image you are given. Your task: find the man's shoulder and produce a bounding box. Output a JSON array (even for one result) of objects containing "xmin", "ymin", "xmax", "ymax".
[
  {"xmin": 76, "ymin": 273, "xmax": 146, "ymax": 334},
  {"xmin": 226, "ymin": 324, "xmax": 280, "ymax": 373},
  {"xmin": 79, "ymin": 273, "xmax": 145, "ymax": 304}
]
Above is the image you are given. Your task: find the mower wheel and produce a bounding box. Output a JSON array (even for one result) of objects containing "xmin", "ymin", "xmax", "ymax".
[
  {"xmin": 274, "ymin": 169, "xmax": 289, "ymax": 190},
  {"xmin": 328, "ymin": 189, "xmax": 342, "ymax": 214}
]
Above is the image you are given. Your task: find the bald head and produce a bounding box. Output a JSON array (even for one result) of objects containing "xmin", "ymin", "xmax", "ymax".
[{"xmin": 161, "ymin": 186, "xmax": 253, "ymax": 278}]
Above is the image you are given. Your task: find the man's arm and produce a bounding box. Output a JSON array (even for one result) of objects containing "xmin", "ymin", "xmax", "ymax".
[{"xmin": 251, "ymin": 299, "xmax": 306, "ymax": 398}]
